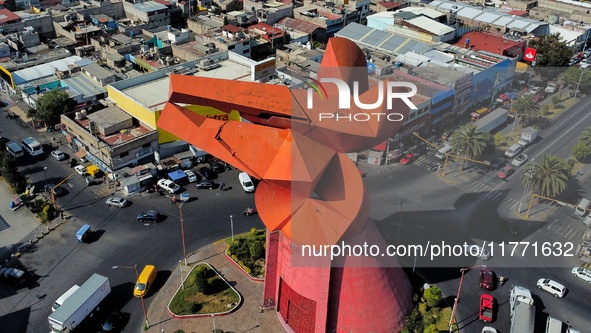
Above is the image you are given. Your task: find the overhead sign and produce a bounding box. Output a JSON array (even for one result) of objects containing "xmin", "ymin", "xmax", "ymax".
[
  {"xmin": 524, "ymin": 48, "xmax": 537, "ymax": 62},
  {"xmin": 251, "ymin": 58, "xmax": 276, "ymax": 81}
]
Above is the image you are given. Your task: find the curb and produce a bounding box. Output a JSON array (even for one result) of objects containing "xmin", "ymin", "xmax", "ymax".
[
  {"xmin": 436, "ymin": 170, "xmax": 460, "ymax": 184},
  {"xmin": 166, "ymin": 262, "xmax": 242, "ymax": 319},
  {"xmin": 224, "ymin": 248, "xmax": 265, "ymax": 283}
]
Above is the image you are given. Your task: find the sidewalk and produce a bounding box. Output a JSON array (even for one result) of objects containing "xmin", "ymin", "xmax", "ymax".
[
  {"xmin": 0, "ymin": 181, "xmax": 42, "ymax": 250},
  {"xmin": 144, "ymin": 241, "xmax": 284, "ymax": 333}
]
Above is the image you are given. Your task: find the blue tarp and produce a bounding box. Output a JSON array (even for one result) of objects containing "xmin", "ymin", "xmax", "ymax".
[{"xmin": 168, "ymin": 170, "xmax": 187, "ymax": 182}]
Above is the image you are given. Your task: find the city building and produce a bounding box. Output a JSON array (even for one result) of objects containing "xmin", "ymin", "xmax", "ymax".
[
  {"xmin": 123, "ymin": 0, "xmax": 170, "ymax": 28},
  {"xmin": 60, "ymin": 104, "xmax": 159, "ymax": 174},
  {"xmin": 294, "ymin": 4, "xmax": 344, "ymax": 38},
  {"xmin": 520, "ymin": 0, "xmax": 591, "ymax": 25},
  {"xmin": 375, "ymin": 0, "xmax": 401, "ymax": 13},
  {"xmin": 276, "ymin": 17, "xmax": 326, "ymax": 43},
  {"xmin": 454, "ymin": 31, "xmax": 526, "ymax": 58},
  {"xmin": 367, "ymin": 10, "xmax": 456, "ymax": 43},
  {"xmin": 242, "ymin": 0, "xmax": 293, "ymax": 25},
  {"xmin": 428, "ymin": 0, "xmax": 550, "ymax": 37}
]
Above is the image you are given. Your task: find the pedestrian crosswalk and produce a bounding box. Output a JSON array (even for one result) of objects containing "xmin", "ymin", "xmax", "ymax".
[
  {"xmin": 461, "ymin": 179, "xmax": 520, "ymax": 211},
  {"xmin": 546, "ymin": 218, "xmax": 584, "ymax": 243}
]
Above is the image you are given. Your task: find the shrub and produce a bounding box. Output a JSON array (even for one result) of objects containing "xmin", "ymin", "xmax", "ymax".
[
  {"xmin": 551, "ymin": 95, "xmax": 560, "ymax": 106},
  {"xmin": 249, "ymin": 240, "xmax": 265, "ymax": 261},
  {"xmin": 250, "ymin": 227, "xmax": 257, "ymax": 235},
  {"xmin": 194, "ymin": 266, "xmax": 209, "ymax": 294},
  {"xmin": 423, "ymin": 324, "xmax": 438, "ymax": 333},
  {"xmin": 213, "ymin": 329, "xmax": 224, "ymax": 333},
  {"xmin": 418, "ymin": 302, "xmax": 427, "ymax": 314},
  {"xmin": 423, "ymin": 286, "xmax": 442, "ymax": 308}
]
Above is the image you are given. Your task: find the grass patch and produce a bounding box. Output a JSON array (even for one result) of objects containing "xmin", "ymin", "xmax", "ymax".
[
  {"xmin": 169, "ymin": 264, "xmax": 240, "ymax": 316},
  {"xmin": 224, "ymin": 228, "xmax": 266, "ymax": 279},
  {"xmin": 544, "ymin": 97, "xmax": 578, "ymax": 120}
]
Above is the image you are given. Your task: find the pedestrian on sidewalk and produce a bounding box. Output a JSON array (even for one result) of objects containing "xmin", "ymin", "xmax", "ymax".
[{"xmin": 220, "ymin": 182, "xmax": 225, "ymax": 191}]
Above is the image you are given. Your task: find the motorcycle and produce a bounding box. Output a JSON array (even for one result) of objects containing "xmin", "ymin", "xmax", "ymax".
[{"xmin": 244, "ymin": 207, "xmax": 255, "ymax": 216}]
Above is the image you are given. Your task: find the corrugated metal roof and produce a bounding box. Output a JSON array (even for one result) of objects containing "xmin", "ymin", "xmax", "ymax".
[
  {"xmin": 457, "ymin": 7, "xmax": 482, "ymax": 19},
  {"xmin": 62, "ymin": 73, "xmax": 107, "ymax": 98},
  {"xmin": 477, "ymin": 12, "xmax": 501, "ymax": 24},
  {"xmin": 135, "ymin": 1, "xmax": 166, "ymax": 12},
  {"xmin": 407, "ymin": 16, "xmax": 454, "ymax": 36},
  {"xmin": 13, "ymin": 56, "xmax": 83, "ymax": 85},
  {"xmin": 337, "ymin": 23, "xmax": 432, "ymax": 55}
]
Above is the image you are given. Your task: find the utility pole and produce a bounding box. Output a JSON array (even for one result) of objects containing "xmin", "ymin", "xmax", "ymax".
[
  {"xmin": 518, "ymin": 157, "xmax": 535, "ymax": 213},
  {"xmin": 574, "ymin": 69, "xmax": 584, "ymax": 99}
]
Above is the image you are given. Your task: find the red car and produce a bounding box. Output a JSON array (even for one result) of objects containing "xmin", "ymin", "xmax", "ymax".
[
  {"xmin": 497, "ymin": 166, "xmax": 514, "ymax": 179},
  {"xmin": 480, "ymin": 268, "xmax": 496, "ymax": 290},
  {"xmin": 532, "ymin": 92, "xmax": 546, "ymax": 103},
  {"xmin": 479, "ymin": 294, "xmax": 494, "ymax": 322},
  {"xmin": 400, "ymin": 153, "xmax": 417, "ymax": 165}
]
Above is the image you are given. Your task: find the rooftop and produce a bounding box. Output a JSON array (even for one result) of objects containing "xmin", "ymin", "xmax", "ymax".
[
  {"xmin": 82, "ymin": 63, "xmax": 116, "ymax": 80},
  {"xmin": 453, "ymin": 31, "xmax": 525, "ymax": 56},
  {"xmin": 406, "ymin": 16, "xmax": 455, "ymax": 36},
  {"xmin": 377, "ymin": 1, "xmax": 400, "ymax": 9},
  {"xmin": 73, "ymin": 105, "xmax": 154, "ymax": 146},
  {"xmin": 277, "ymin": 17, "xmax": 324, "ymax": 34},
  {"xmin": 61, "ymin": 72, "xmax": 108, "ymax": 98},
  {"xmin": 120, "ymin": 59, "xmax": 253, "ymax": 111},
  {"xmin": 395, "ymin": 6, "xmax": 445, "ymax": 19},
  {"xmin": 0, "ymin": 8, "xmax": 20, "ymax": 24},
  {"xmin": 135, "ymin": 1, "xmax": 167, "ymax": 12}
]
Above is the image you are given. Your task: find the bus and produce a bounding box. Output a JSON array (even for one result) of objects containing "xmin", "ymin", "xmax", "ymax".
[{"xmin": 21, "ymin": 137, "xmax": 43, "ymax": 156}]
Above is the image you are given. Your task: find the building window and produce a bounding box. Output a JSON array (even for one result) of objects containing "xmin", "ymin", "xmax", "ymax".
[
  {"xmin": 143, "ymin": 143, "xmax": 151, "ymax": 148},
  {"xmin": 119, "ymin": 152, "xmax": 129, "ymax": 158}
]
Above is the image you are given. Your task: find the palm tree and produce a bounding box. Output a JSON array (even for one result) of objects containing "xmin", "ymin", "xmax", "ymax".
[
  {"xmin": 524, "ymin": 154, "xmax": 570, "ymax": 198},
  {"xmin": 449, "ymin": 124, "xmax": 488, "ymax": 168},
  {"xmin": 557, "ymin": 71, "xmax": 568, "ymax": 99},
  {"xmin": 579, "ymin": 127, "xmax": 591, "ymax": 147},
  {"xmin": 512, "ymin": 94, "xmax": 540, "ymax": 125}
]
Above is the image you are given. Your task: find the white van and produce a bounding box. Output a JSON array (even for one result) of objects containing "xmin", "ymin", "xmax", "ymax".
[
  {"xmin": 505, "ymin": 143, "xmax": 523, "ymax": 158},
  {"xmin": 575, "ymin": 198, "xmax": 590, "ymax": 217},
  {"xmin": 6, "ymin": 142, "xmax": 24, "ymax": 158},
  {"xmin": 545, "ymin": 317, "xmax": 564, "ymax": 333},
  {"xmin": 52, "ymin": 285, "xmax": 80, "ymax": 312},
  {"xmin": 435, "ymin": 144, "xmax": 452, "ymax": 160},
  {"xmin": 238, "ymin": 172, "xmax": 255, "ymax": 193}
]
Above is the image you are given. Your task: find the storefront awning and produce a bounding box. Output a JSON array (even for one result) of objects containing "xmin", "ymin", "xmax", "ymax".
[
  {"xmin": 75, "ymin": 150, "xmax": 87, "ymax": 159},
  {"xmin": 516, "ymin": 61, "xmax": 529, "ymax": 73}
]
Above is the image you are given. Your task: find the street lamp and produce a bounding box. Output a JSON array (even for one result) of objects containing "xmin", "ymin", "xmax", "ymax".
[
  {"xmin": 212, "ymin": 314, "xmax": 216, "ymax": 332},
  {"xmin": 112, "ymin": 265, "xmax": 149, "ymax": 329},
  {"xmin": 449, "ymin": 265, "xmax": 485, "ymax": 333},
  {"xmin": 172, "ymin": 201, "xmax": 187, "ymax": 265},
  {"xmin": 179, "ymin": 260, "xmax": 185, "ymax": 289},
  {"xmin": 518, "ymin": 157, "xmax": 535, "ymax": 213},
  {"xmin": 230, "ymin": 215, "xmax": 234, "ymax": 242},
  {"xmin": 43, "ymin": 166, "xmax": 48, "ymax": 187}
]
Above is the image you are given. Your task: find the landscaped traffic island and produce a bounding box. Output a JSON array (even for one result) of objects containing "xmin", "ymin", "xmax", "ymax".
[
  {"xmin": 225, "ymin": 228, "xmax": 266, "ymax": 280},
  {"xmin": 168, "ymin": 263, "xmax": 240, "ymax": 316}
]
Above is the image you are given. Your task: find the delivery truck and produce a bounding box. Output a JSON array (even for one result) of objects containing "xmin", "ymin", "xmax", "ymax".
[
  {"xmin": 474, "ymin": 108, "xmax": 509, "ymax": 133},
  {"xmin": 509, "ymin": 285, "xmax": 535, "ymax": 333},
  {"xmin": 48, "ymin": 274, "xmax": 110, "ymax": 333},
  {"xmin": 517, "ymin": 127, "xmax": 538, "ymax": 147}
]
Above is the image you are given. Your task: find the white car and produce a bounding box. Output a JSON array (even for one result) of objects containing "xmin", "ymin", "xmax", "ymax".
[
  {"xmin": 537, "ymin": 278, "xmax": 566, "ymax": 297},
  {"xmin": 184, "ymin": 170, "xmax": 198, "ymax": 183},
  {"xmin": 482, "ymin": 327, "xmax": 497, "ymax": 333},
  {"xmin": 571, "ymin": 267, "xmax": 591, "ymax": 283},
  {"xmin": 51, "ymin": 150, "xmax": 66, "ymax": 161},
  {"xmin": 468, "ymin": 243, "xmax": 491, "ymax": 260},
  {"xmin": 74, "ymin": 165, "xmax": 87, "ymax": 175},
  {"xmin": 106, "ymin": 196, "xmax": 128, "ymax": 208},
  {"xmin": 528, "ymin": 86, "xmax": 541, "ymax": 94},
  {"xmin": 512, "ymin": 154, "xmax": 528, "ymax": 167},
  {"xmin": 545, "ymin": 82, "xmax": 558, "ymax": 94},
  {"xmin": 157, "ymin": 179, "xmax": 180, "ymax": 194}
]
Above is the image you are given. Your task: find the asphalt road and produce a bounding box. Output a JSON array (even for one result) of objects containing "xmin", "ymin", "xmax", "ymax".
[{"xmin": 2, "ymin": 94, "xmax": 591, "ymax": 333}]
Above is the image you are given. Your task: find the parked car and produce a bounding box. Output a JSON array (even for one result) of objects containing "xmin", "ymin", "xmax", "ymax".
[
  {"xmin": 0, "ymin": 266, "xmax": 30, "ymax": 287},
  {"xmin": 157, "ymin": 179, "xmax": 180, "ymax": 194},
  {"xmin": 101, "ymin": 310, "xmax": 122, "ymax": 333},
  {"xmin": 137, "ymin": 210, "xmax": 159, "ymax": 222},
  {"xmin": 545, "ymin": 82, "xmax": 558, "ymax": 94},
  {"xmin": 468, "ymin": 243, "xmax": 491, "ymax": 260},
  {"xmin": 537, "ymin": 278, "xmax": 566, "ymax": 297},
  {"xmin": 528, "ymin": 86, "xmax": 541, "ymax": 94},
  {"xmin": 532, "ymin": 92, "xmax": 546, "ymax": 103},
  {"xmin": 571, "ymin": 267, "xmax": 591, "ymax": 283},
  {"xmin": 184, "ymin": 170, "xmax": 199, "ymax": 183},
  {"xmin": 106, "ymin": 196, "xmax": 128, "ymax": 208},
  {"xmin": 74, "ymin": 165, "xmax": 87, "ymax": 175},
  {"xmin": 512, "ymin": 154, "xmax": 528, "ymax": 167},
  {"xmin": 44, "ymin": 183, "xmax": 65, "ymax": 197},
  {"xmin": 199, "ymin": 167, "xmax": 217, "ymax": 180},
  {"xmin": 196, "ymin": 180, "xmax": 215, "ymax": 189},
  {"xmin": 498, "ymin": 166, "xmax": 514, "ymax": 179},
  {"xmin": 210, "ymin": 162, "xmax": 225, "ymax": 173},
  {"xmin": 480, "ymin": 268, "xmax": 496, "ymax": 290},
  {"xmin": 490, "ymin": 157, "xmax": 506, "ymax": 170},
  {"xmin": 482, "ymin": 327, "xmax": 497, "ymax": 333},
  {"xmin": 51, "ymin": 150, "xmax": 66, "ymax": 161},
  {"xmin": 479, "ymin": 294, "xmax": 494, "ymax": 322},
  {"xmin": 400, "ymin": 153, "xmax": 417, "ymax": 165}
]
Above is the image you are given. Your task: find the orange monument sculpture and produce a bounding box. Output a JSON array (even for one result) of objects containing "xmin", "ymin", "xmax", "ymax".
[{"xmin": 158, "ymin": 37, "xmax": 414, "ymax": 333}]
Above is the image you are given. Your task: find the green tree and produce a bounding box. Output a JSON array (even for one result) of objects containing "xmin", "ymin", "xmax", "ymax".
[
  {"xmin": 580, "ymin": 127, "xmax": 591, "ymax": 146},
  {"xmin": 527, "ymin": 34, "xmax": 573, "ymax": 67},
  {"xmin": 449, "ymin": 124, "xmax": 488, "ymax": 162},
  {"xmin": 525, "ymin": 154, "xmax": 570, "ymax": 198},
  {"xmin": 34, "ymin": 89, "xmax": 75, "ymax": 127},
  {"xmin": 423, "ymin": 285, "xmax": 442, "ymax": 308},
  {"xmin": 572, "ymin": 142, "xmax": 591, "ymax": 162},
  {"xmin": 512, "ymin": 94, "xmax": 540, "ymax": 125},
  {"xmin": 194, "ymin": 266, "xmax": 209, "ymax": 294},
  {"xmin": 249, "ymin": 240, "xmax": 265, "ymax": 261},
  {"xmin": 561, "ymin": 67, "xmax": 591, "ymax": 93}
]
